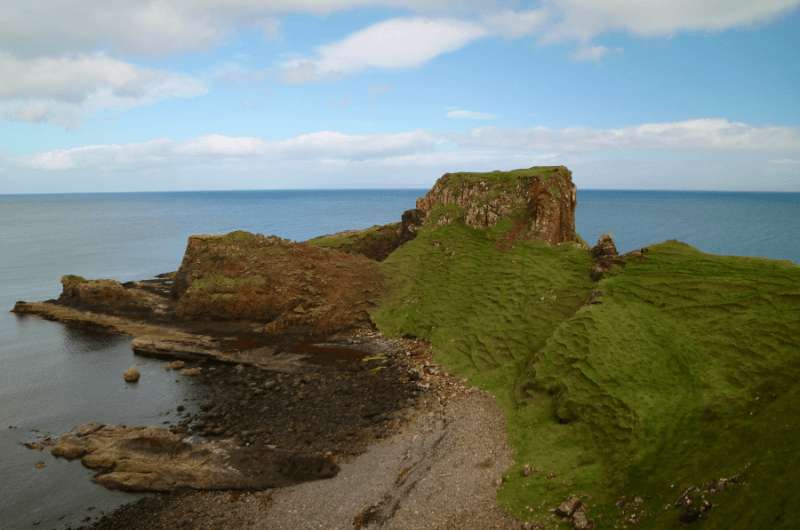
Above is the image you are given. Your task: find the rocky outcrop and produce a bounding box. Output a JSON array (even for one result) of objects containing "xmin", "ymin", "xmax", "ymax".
[
  {"xmin": 590, "ymin": 233, "xmax": 622, "ymax": 280},
  {"xmin": 173, "ymin": 231, "xmax": 382, "ymax": 336},
  {"xmin": 51, "ymin": 423, "xmax": 338, "ymax": 492},
  {"xmin": 416, "ymin": 166, "xmax": 577, "ymax": 245},
  {"xmin": 58, "ymin": 275, "xmax": 172, "ymax": 318}
]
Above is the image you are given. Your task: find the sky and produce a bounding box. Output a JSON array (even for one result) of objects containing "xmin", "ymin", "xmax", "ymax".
[{"xmin": 0, "ymin": 1, "xmax": 799, "ymax": 193}]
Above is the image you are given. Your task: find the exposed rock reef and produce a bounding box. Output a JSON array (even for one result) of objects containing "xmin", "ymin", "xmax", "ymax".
[
  {"xmin": 416, "ymin": 166, "xmax": 577, "ymax": 245},
  {"xmin": 50, "ymin": 423, "xmax": 338, "ymax": 492}
]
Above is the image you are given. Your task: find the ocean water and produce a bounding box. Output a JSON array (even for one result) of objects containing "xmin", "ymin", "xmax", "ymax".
[{"xmin": 0, "ymin": 189, "xmax": 798, "ymax": 529}]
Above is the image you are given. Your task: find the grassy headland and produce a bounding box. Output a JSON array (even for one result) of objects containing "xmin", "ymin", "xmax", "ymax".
[{"xmin": 373, "ymin": 172, "xmax": 800, "ymax": 529}]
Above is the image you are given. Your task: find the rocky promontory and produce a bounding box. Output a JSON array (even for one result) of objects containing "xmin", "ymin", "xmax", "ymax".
[{"xmin": 416, "ymin": 165, "xmax": 577, "ymax": 244}]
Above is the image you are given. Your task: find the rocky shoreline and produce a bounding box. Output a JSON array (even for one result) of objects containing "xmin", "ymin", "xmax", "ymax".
[
  {"xmin": 14, "ymin": 166, "xmax": 581, "ymax": 529},
  {"xmin": 15, "ymin": 286, "xmax": 524, "ymax": 528}
]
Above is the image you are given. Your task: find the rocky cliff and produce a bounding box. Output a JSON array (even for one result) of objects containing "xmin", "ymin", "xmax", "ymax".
[
  {"xmin": 416, "ymin": 166, "xmax": 577, "ymax": 245},
  {"xmin": 173, "ymin": 231, "xmax": 382, "ymax": 335}
]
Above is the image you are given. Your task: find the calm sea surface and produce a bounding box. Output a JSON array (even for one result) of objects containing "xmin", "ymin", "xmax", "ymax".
[{"xmin": 1, "ymin": 189, "xmax": 798, "ymax": 529}]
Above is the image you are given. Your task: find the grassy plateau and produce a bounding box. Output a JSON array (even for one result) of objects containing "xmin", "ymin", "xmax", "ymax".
[{"xmin": 373, "ymin": 217, "xmax": 800, "ymax": 528}]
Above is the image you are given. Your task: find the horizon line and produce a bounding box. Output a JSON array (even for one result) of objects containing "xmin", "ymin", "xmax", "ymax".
[{"xmin": 1, "ymin": 187, "xmax": 799, "ymax": 197}]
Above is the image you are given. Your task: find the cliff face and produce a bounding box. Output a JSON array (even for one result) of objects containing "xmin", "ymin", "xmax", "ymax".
[{"xmin": 416, "ymin": 166, "xmax": 577, "ymax": 245}]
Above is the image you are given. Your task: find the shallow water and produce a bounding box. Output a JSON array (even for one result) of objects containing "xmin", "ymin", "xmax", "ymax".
[{"xmin": 0, "ymin": 188, "xmax": 797, "ymax": 529}]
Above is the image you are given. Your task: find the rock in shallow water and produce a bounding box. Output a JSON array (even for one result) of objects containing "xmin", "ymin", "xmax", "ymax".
[{"xmin": 123, "ymin": 367, "xmax": 140, "ymax": 383}]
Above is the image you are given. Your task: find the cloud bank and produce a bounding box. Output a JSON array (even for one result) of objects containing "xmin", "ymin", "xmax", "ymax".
[
  {"xmin": 2, "ymin": 1, "xmax": 796, "ymax": 57},
  {"xmin": 1, "ymin": 1, "xmax": 797, "ymax": 122},
  {"xmin": 0, "ymin": 53, "xmax": 205, "ymax": 126}
]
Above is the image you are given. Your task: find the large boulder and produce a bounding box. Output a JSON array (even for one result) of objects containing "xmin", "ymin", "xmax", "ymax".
[
  {"xmin": 415, "ymin": 166, "xmax": 577, "ymax": 245},
  {"xmin": 173, "ymin": 231, "xmax": 382, "ymax": 335}
]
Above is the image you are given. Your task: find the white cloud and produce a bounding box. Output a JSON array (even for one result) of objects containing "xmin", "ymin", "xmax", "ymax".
[
  {"xmin": 9, "ymin": 119, "xmax": 800, "ymax": 192},
  {"xmin": 1, "ymin": 1, "xmax": 796, "ymax": 59},
  {"xmin": 484, "ymin": 9, "xmax": 549, "ymax": 37},
  {"xmin": 276, "ymin": 130, "xmax": 437, "ymax": 159},
  {"xmin": 459, "ymin": 119, "xmax": 800, "ymax": 153},
  {"xmin": 571, "ymin": 45, "xmax": 613, "ymax": 62},
  {"xmin": 21, "ymin": 130, "xmax": 439, "ymax": 171},
  {"xmin": 0, "ymin": 1, "xmax": 484, "ymax": 57},
  {"xmin": 281, "ymin": 17, "xmax": 487, "ymax": 82},
  {"xmin": 0, "ymin": 53, "xmax": 206, "ymax": 126},
  {"xmin": 544, "ymin": 0, "xmax": 800, "ymax": 41},
  {"xmin": 18, "ymin": 119, "xmax": 800, "ymax": 176},
  {"xmin": 446, "ymin": 109, "xmax": 497, "ymax": 120},
  {"xmin": 176, "ymin": 135, "xmax": 269, "ymax": 157},
  {"xmin": 25, "ymin": 140, "xmax": 174, "ymax": 171}
]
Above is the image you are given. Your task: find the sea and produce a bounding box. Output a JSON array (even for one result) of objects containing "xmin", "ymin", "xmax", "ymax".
[{"xmin": 1, "ymin": 189, "xmax": 798, "ymax": 529}]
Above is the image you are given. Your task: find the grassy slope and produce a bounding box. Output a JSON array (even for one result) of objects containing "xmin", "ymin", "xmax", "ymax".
[{"xmin": 374, "ymin": 223, "xmax": 800, "ymax": 528}]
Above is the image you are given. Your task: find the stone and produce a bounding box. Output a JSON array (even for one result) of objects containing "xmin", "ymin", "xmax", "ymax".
[
  {"xmin": 166, "ymin": 360, "xmax": 186, "ymax": 370},
  {"xmin": 407, "ymin": 367, "xmax": 422, "ymax": 381},
  {"xmin": 522, "ymin": 464, "xmax": 532, "ymax": 477},
  {"xmin": 180, "ymin": 367, "xmax": 202, "ymax": 377},
  {"xmin": 123, "ymin": 367, "xmax": 140, "ymax": 383},
  {"xmin": 572, "ymin": 508, "xmax": 594, "ymax": 530},
  {"xmin": 556, "ymin": 496, "xmax": 582, "ymax": 518}
]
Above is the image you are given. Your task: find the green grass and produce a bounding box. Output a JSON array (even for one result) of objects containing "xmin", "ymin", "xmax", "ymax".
[
  {"xmin": 374, "ymin": 225, "xmax": 800, "ymax": 528},
  {"xmin": 307, "ymin": 223, "xmax": 399, "ymax": 251},
  {"xmin": 441, "ymin": 166, "xmax": 565, "ymax": 186}
]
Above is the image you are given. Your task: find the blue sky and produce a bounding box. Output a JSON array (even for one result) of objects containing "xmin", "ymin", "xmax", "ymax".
[{"xmin": 1, "ymin": 1, "xmax": 799, "ymax": 193}]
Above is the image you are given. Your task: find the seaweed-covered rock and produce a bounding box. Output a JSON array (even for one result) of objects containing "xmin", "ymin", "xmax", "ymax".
[{"xmin": 415, "ymin": 166, "xmax": 577, "ymax": 245}]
